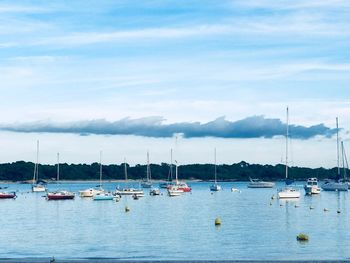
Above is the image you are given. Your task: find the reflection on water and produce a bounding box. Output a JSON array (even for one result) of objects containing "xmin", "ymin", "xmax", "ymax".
[{"xmin": 0, "ymin": 181, "xmax": 350, "ymax": 260}]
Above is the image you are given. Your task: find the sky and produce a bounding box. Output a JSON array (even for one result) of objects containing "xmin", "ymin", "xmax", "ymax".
[{"xmin": 0, "ymin": 0, "xmax": 350, "ymax": 168}]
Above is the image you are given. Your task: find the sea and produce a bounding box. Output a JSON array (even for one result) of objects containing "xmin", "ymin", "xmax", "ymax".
[{"xmin": 1, "ymin": 181, "xmax": 350, "ymax": 261}]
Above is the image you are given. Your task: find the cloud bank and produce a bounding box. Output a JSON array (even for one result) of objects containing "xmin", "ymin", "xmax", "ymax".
[{"xmin": 0, "ymin": 116, "xmax": 336, "ymax": 139}]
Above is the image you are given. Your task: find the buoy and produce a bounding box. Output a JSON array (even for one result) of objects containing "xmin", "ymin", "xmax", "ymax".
[
  {"xmin": 297, "ymin": 233, "xmax": 309, "ymax": 242},
  {"xmin": 324, "ymin": 208, "xmax": 329, "ymax": 212},
  {"xmin": 309, "ymin": 206, "xmax": 314, "ymax": 210},
  {"xmin": 295, "ymin": 204, "xmax": 299, "ymax": 208},
  {"xmin": 269, "ymin": 202, "xmax": 272, "ymax": 206},
  {"xmin": 279, "ymin": 204, "xmax": 283, "ymax": 207},
  {"xmin": 337, "ymin": 210, "xmax": 341, "ymax": 214},
  {"xmin": 271, "ymin": 195, "xmax": 275, "ymax": 200},
  {"xmin": 125, "ymin": 206, "xmax": 130, "ymax": 212},
  {"xmin": 215, "ymin": 217, "xmax": 221, "ymax": 226}
]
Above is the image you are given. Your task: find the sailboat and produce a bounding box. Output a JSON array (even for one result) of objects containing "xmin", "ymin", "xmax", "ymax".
[
  {"xmin": 278, "ymin": 107, "xmax": 300, "ymax": 199},
  {"xmin": 167, "ymin": 161, "xmax": 184, "ymax": 197},
  {"xmin": 0, "ymin": 191, "xmax": 16, "ymax": 199},
  {"xmin": 79, "ymin": 152, "xmax": 105, "ymax": 197},
  {"xmin": 321, "ymin": 118, "xmax": 348, "ymax": 191},
  {"xmin": 93, "ymin": 151, "xmax": 114, "ymax": 201},
  {"xmin": 159, "ymin": 149, "xmax": 175, "ymax": 189},
  {"xmin": 32, "ymin": 140, "xmax": 46, "ymax": 192},
  {"xmin": 115, "ymin": 158, "xmax": 144, "ymax": 196},
  {"xmin": 141, "ymin": 151, "xmax": 152, "ymax": 188},
  {"xmin": 47, "ymin": 153, "xmax": 75, "ymax": 200},
  {"xmin": 210, "ymin": 148, "xmax": 222, "ymax": 191}
]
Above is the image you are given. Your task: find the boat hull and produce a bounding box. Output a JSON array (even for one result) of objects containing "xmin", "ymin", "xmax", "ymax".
[
  {"xmin": 278, "ymin": 188, "xmax": 300, "ymax": 199},
  {"xmin": 47, "ymin": 193, "xmax": 75, "ymax": 200},
  {"xmin": 248, "ymin": 182, "xmax": 275, "ymax": 188},
  {"xmin": 304, "ymin": 185, "xmax": 321, "ymax": 195},
  {"xmin": 0, "ymin": 192, "xmax": 16, "ymax": 199},
  {"xmin": 115, "ymin": 189, "xmax": 144, "ymax": 196},
  {"xmin": 79, "ymin": 188, "xmax": 104, "ymax": 197},
  {"xmin": 210, "ymin": 184, "xmax": 222, "ymax": 191},
  {"xmin": 321, "ymin": 182, "xmax": 348, "ymax": 191},
  {"xmin": 32, "ymin": 185, "xmax": 46, "ymax": 192}
]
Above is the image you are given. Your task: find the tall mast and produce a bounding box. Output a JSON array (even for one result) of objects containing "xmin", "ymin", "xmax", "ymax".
[
  {"xmin": 124, "ymin": 157, "xmax": 128, "ymax": 181},
  {"xmin": 36, "ymin": 140, "xmax": 40, "ymax": 182},
  {"xmin": 175, "ymin": 160, "xmax": 178, "ymax": 184},
  {"xmin": 214, "ymin": 148, "xmax": 217, "ymax": 183},
  {"xmin": 57, "ymin": 152, "xmax": 60, "ymax": 183},
  {"xmin": 170, "ymin": 148, "xmax": 173, "ymax": 181},
  {"xmin": 147, "ymin": 150, "xmax": 151, "ymax": 182},
  {"xmin": 336, "ymin": 117, "xmax": 340, "ymax": 179},
  {"xmin": 99, "ymin": 151, "xmax": 103, "ymax": 189},
  {"xmin": 285, "ymin": 107, "xmax": 289, "ymax": 180}
]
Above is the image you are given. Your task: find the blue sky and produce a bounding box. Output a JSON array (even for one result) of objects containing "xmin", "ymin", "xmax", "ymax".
[{"xmin": 0, "ymin": 0, "xmax": 350, "ymax": 168}]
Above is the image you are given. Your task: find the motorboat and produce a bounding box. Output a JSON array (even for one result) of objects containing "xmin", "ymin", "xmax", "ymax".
[
  {"xmin": 47, "ymin": 190, "xmax": 75, "ymax": 200},
  {"xmin": 150, "ymin": 188, "xmax": 161, "ymax": 196},
  {"xmin": 79, "ymin": 188, "xmax": 104, "ymax": 197},
  {"xmin": 248, "ymin": 178, "xmax": 275, "ymax": 188},
  {"xmin": 0, "ymin": 192, "xmax": 16, "ymax": 199},
  {"xmin": 93, "ymin": 192, "xmax": 114, "ymax": 201},
  {"xmin": 304, "ymin": 178, "xmax": 321, "ymax": 195},
  {"xmin": 278, "ymin": 187, "xmax": 301, "ymax": 199},
  {"xmin": 32, "ymin": 184, "xmax": 46, "ymax": 192}
]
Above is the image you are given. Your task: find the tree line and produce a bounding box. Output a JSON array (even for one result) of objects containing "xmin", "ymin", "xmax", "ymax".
[{"xmin": 0, "ymin": 160, "xmax": 345, "ymax": 182}]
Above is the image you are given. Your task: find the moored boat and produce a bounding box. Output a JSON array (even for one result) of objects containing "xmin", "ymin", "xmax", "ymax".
[
  {"xmin": 304, "ymin": 178, "xmax": 321, "ymax": 195},
  {"xmin": 210, "ymin": 148, "xmax": 222, "ymax": 191},
  {"xmin": 47, "ymin": 153, "xmax": 75, "ymax": 201},
  {"xmin": 321, "ymin": 118, "xmax": 348, "ymax": 192},
  {"xmin": 32, "ymin": 140, "xmax": 47, "ymax": 193},
  {"xmin": 0, "ymin": 192, "xmax": 16, "ymax": 199},
  {"xmin": 115, "ymin": 159, "xmax": 144, "ymax": 196},
  {"xmin": 278, "ymin": 107, "xmax": 300, "ymax": 199},
  {"xmin": 92, "ymin": 151, "xmax": 114, "ymax": 201},
  {"xmin": 248, "ymin": 178, "xmax": 275, "ymax": 188}
]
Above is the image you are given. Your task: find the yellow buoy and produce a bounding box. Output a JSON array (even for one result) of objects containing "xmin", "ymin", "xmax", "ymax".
[
  {"xmin": 125, "ymin": 206, "xmax": 130, "ymax": 212},
  {"xmin": 297, "ymin": 233, "xmax": 309, "ymax": 242},
  {"xmin": 215, "ymin": 217, "xmax": 221, "ymax": 226}
]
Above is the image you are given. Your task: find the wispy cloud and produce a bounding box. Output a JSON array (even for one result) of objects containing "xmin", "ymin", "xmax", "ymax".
[{"xmin": 0, "ymin": 116, "xmax": 336, "ymax": 139}]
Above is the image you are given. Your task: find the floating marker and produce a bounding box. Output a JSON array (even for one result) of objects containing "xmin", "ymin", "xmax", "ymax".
[
  {"xmin": 324, "ymin": 208, "xmax": 329, "ymax": 212},
  {"xmin": 297, "ymin": 233, "xmax": 309, "ymax": 242},
  {"xmin": 310, "ymin": 206, "xmax": 314, "ymax": 210},
  {"xmin": 337, "ymin": 210, "xmax": 341, "ymax": 214},
  {"xmin": 125, "ymin": 206, "xmax": 130, "ymax": 212},
  {"xmin": 215, "ymin": 217, "xmax": 221, "ymax": 226},
  {"xmin": 295, "ymin": 204, "xmax": 299, "ymax": 208}
]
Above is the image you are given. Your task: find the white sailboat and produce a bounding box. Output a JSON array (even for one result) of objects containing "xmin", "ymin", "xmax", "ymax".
[
  {"xmin": 141, "ymin": 151, "xmax": 152, "ymax": 188},
  {"xmin": 278, "ymin": 107, "xmax": 300, "ymax": 199},
  {"xmin": 32, "ymin": 140, "xmax": 46, "ymax": 192},
  {"xmin": 159, "ymin": 149, "xmax": 175, "ymax": 189},
  {"xmin": 46, "ymin": 153, "xmax": 75, "ymax": 200},
  {"xmin": 79, "ymin": 152, "xmax": 104, "ymax": 197},
  {"xmin": 93, "ymin": 151, "xmax": 114, "ymax": 201},
  {"xmin": 210, "ymin": 148, "xmax": 222, "ymax": 191},
  {"xmin": 321, "ymin": 118, "xmax": 348, "ymax": 191},
  {"xmin": 167, "ymin": 161, "xmax": 184, "ymax": 197},
  {"xmin": 115, "ymin": 158, "xmax": 144, "ymax": 196}
]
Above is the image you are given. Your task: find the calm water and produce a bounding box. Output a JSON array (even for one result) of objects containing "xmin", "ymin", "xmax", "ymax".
[{"xmin": 1, "ymin": 181, "xmax": 350, "ymax": 260}]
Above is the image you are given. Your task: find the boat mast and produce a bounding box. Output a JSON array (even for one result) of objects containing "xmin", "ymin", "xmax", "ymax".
[
  {"xmin": 99, "ymin": 151, "xmax": 103, "ymax": 189},
  {"xmin": 170, "ymin": 148, "xmax": 173, "ymax": 181},
  {"xmin": 57, "ymin": 152, "xmax": 60, "ymax": 183},
  {"xmin": 285, "ymin": 107, "xmax": 289, "ymax": 180},
  {"xmin": 124, "ymin": 157, "xmax": 128, "ymax": 181},
  {"xmin": 175, "ymin": 160, "xmax": 179, "ymax": 184},
  {"xmin": 33, "ymin": 140, "xmax": 39, "ymax": 185},
  {"xmin": 336, "ymin": 117, "xmax": 340, "ymax": 180},
  {"xmin": 214, "ymin": 148, "xmax": 217, "ymax": 184},
  {"xmin": 147, "ymin": 150, "xmax": 151, "ymax": 182}
]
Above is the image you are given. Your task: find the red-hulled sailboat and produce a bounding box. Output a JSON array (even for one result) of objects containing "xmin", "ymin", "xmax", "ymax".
[{"xmin": 47, "ymin": 153, "xmax": 75, "ymax": 201}]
